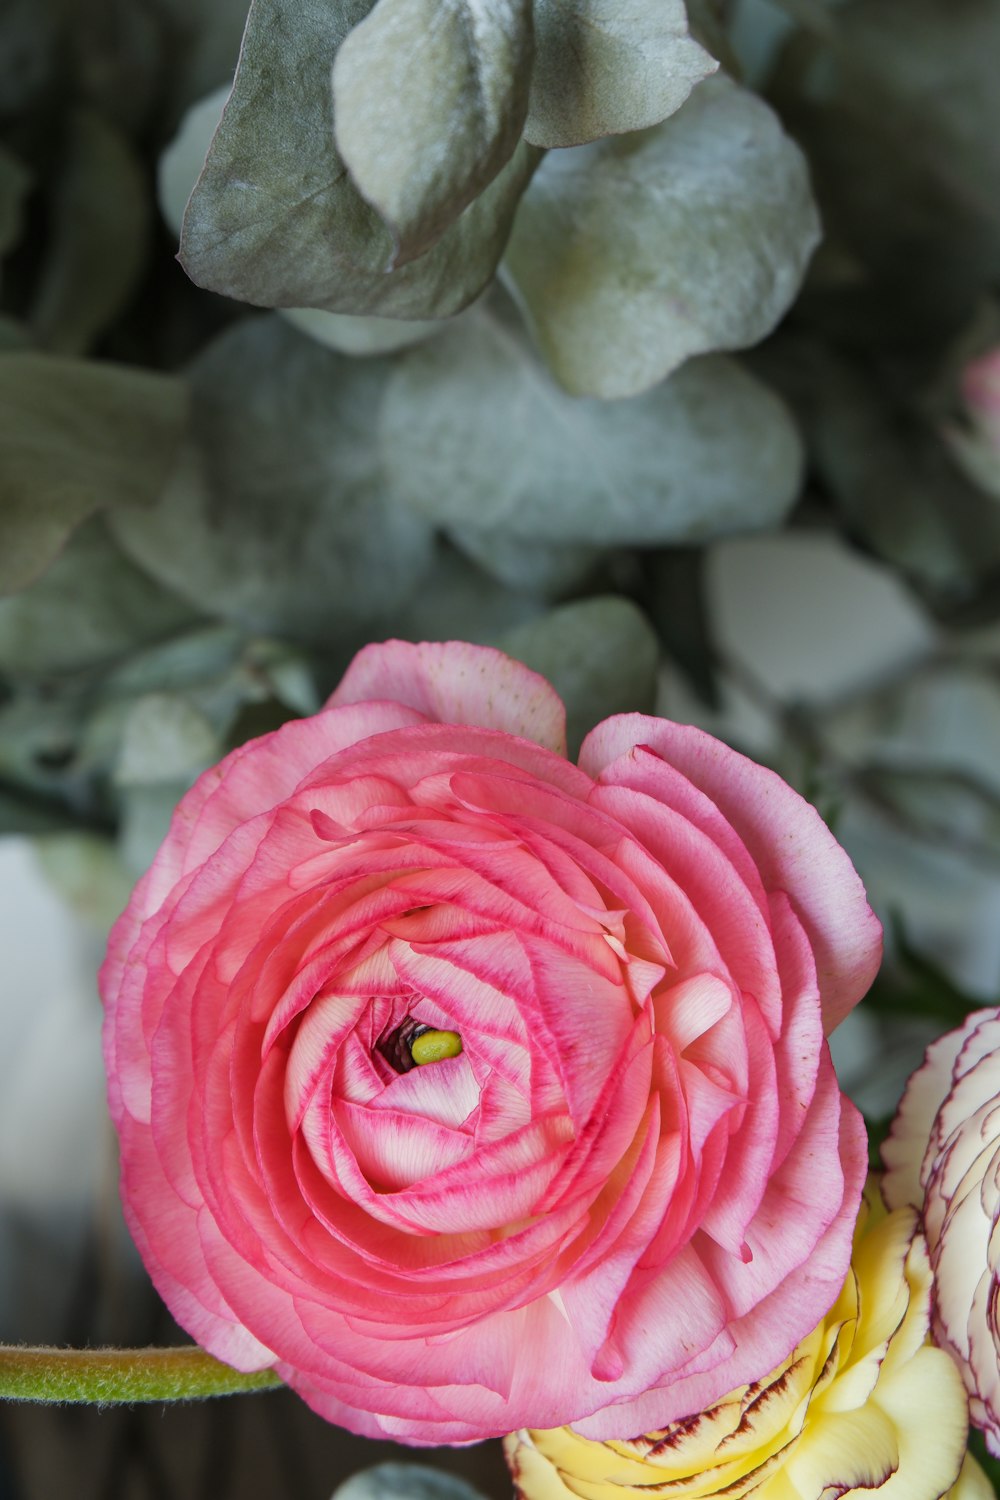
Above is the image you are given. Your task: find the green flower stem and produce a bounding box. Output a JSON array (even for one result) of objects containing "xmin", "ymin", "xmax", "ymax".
[{"xmin": 0, "ymin": 1345, "xmax": 283, "ymax": 1404}]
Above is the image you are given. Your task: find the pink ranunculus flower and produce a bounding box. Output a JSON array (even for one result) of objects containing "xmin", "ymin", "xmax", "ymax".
[
  {"xmin": 101, "ymin": 640, "xmax": 881, "ymax": 1444},
  {"xmin": 882, "ymin": 1007, "xmax": 1000, "ymax": 1454}
]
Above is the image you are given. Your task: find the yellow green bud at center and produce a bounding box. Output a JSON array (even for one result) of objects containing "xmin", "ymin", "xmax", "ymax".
[{"xmin": 409, "ymin": 1029, "xmax": 463, "ymax": 1066}]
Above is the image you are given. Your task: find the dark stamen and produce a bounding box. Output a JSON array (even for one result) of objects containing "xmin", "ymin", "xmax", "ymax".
[{"xmin": 376, "ymin": 1017, "xmax": 430, "ymax": 1074}]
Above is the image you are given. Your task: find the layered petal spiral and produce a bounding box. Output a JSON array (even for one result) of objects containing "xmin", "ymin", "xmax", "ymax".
[{"xmin": 101, "ymin": 640, "xmax": 880, "ymax": 1442}]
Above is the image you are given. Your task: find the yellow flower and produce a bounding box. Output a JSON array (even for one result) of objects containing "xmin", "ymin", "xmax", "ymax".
[{"xmin": 506, "ymin": 1193, "xmax": 969, "ymax": 1500}]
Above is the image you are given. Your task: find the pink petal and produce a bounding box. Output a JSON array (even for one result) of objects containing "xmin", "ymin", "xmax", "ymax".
[
  {"xmin": 327, "ymin": 640, "xmax": 568, "ymax": 755},
  {"xmin": 580, "ymin": 715, "xmax": 883, "ymax": 1031}
]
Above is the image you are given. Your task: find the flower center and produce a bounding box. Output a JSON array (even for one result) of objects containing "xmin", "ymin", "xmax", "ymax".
[
  {"xmin": 410, "ymin": 1029, "xmax": 463, "ymax": 1066},
  {"xmin": 377, "ymin": 1015, "xmax": 463, "ymax": 1073}
]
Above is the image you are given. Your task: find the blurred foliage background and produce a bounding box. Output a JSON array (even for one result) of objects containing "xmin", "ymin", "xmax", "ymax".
[{"xmin": 2, "ymin": 0, "xmax": 1000, "ymax": 1494}]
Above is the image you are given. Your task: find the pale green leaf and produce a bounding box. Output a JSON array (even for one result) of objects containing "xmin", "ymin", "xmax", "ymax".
[
  {"xmin": 333, "ymin": 1464, "xmax": 487, "ymax": 1500},
  {"xmin": 33, "ymin": 832, "xmax": 134, "ymax": 931},
  {"xmin": 501, "ymin": 597, "xmax": 659, "ymax": 754},
  {"xmin": 332, "ymin": 0, "xmax": 532, "ymax": 264},
  {"xmin": 504, "ymin": 75, "xmax": 820, "ymax": 398},
  {"xmin": 525, "ymin": 0, "xmax": 716, "ymax": 148},
  {"xmin": 0, "ymin": 686, "xmax": 100, "ymax": 815},
  {"xmin": 99, "ymin": 626, "xmax": 320, "ymax": 740},
  {"xmin": 158, "ymin": 85, "xmax": 231, "ymax": 240},
  {"xmin": 117, "ymin": 782, "xmax": 192, "ymax": 875},
  {"xmin": 390, "ymin": 543, "xmax": 545, "ymax": 644},
  {"xmin": 160, "ymin": 86, "xmax": 447, "ymax": 356},
  {"xmin": 381, "ymin": 302, "xmax": 804, "ymax": 544},
  {"xmin": 115, "ymin": 693, "xmax": 220, "ymax": 785},
  {"xmin": 179, "ymin": 0, "xmax": 540, "ymax": 318},
  {"xmin": 109, "ymin": 316, "xmax": 436, "ymax": 642},
  {"xmin": 448, "ymin": 523, "xmax": 604, "ymax": 596},
  {"xmin": 0, "ymin": 354, "xmax": 188, "ymax": 595},
  {"xmin": 281, "ymin": 306, "xmax": 446, "ymax": 356},
  {"xmin": 753, "ymin": 336, "xmax": 1000, "ymax": 596},
  {"xmin": 0, "ymin": 519, "xmax": 198, "ymax": 678}
]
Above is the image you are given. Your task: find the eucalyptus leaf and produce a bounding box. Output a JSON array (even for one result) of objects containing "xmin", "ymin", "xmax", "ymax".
[
  {"xmin": 858, "ymin": 763, "xmax": 1000, "ymax": 870},
  {"xmin": 0, "ymin": 686, "xmax": 109, "ymax": 825},
  {"xmin": 381, "ymin": 303, "xmax": 804, "ymax": 544},
  {"xmin": 101, "ymin": 626, "xmax": 320, "ymax": 724},
  {"xmin": 158, "ymin": 85, "xmax": 231, "ymax": 240},
  {"xmin": 179, "ymin": 0, "xmax": 540, "ymax": 317},
  {"xmin": 109, "ymin": 316, "xmax": 436, "ymax": 643},
  {"xmin": 281, "ymin": 306, "xmax": 446, "ymax": 356},
  {"xmin": 29, "ymin": 109, "xmax": 149, "ymax": 355},
  {"xmin": 501, "ymin": 596, "xmax": 659, "ymax": 754},
  {"xmin": 160, "ymin": 86, "xmax": 446, "ymax": 356},
  {"xmin": 0, "ymin": 354, "xmax": 188, "ymax": 595},
  {"xmin": 333, "ymin": 1464, "xmax": 487, "ymax": 1500},
  {"xmin": 115, "ymin": 693, "xmax": 220, "ymax": 786},
  {"xmin": 95, "ymin": 627, "xmax": 316, "ymax": 789},
  {"xmin": 117, "ymin": 781, "xmax": 193, "ymax": 876},
  {"xmin": 504, "ymin": 75, "xmax": 821, "ymax": 398},
  {"xmin": 0, "ymin": 519, "xmax": 198, "ymax": 678},
  {"xmin": 525, "ymin": 0, "xmax": 716, "ymax": 148},
  {"xmin": 332, "ymin": 0, "xmax": 533, "ymax": 265},
  {"xmin": 753, "ymin": 337, "xmax": 1000, "ymax": 599},
  {"xmin": 390, "ymin": 543, "xmax": 545, "ymax": 644},
  {"xmin": 33, "ymin": 832, "xmax": 134, "ymax": 931},
  {"xmin": 448, "ymin": 523, "xmax": 604, "ymax": 596}
]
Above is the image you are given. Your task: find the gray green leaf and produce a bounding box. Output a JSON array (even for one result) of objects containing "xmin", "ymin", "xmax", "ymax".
[
  {"xmin": 0, "ymin": 354, "xmax": 188, "ymax": 595},
  {"xmin": 753, "ymin": 336, "xmax": 1000, "ymax": 598},
  {"xmin": 504, "ymin": 75, "xmax": 820, "ymax": 398},
  {"xmin": 381, "ymin": 303, "xmax": 803, "ymax": 544},
  {"xmin": 525, "ymin": 0, "xmax": 716, "ymax": 148},
  {"xmin": 332, "ymin": 0, "xmax": 533, "ymax": 265},
  {"xmin": 115, "ymin": 693, "xmax": 220, "ymax": 786},
  {"xmin": 160, "ymin": 86, "xmax": 448, "ymax": 356},
  {"xmin": 448, "ymin": 523, "xmax": 604, "ymax": 596},
  {"xmin": 333, "ymin": 1464, "xmax": 487, "ymax": 1500},
  {"xmin": 0, "ymin": 519, "xmax": 199, "ymax": 678},
  {"xmin": 281, "ymin": 306, "xmax": 446, "ymax": 356},
  {"xmin": 390, "ymin": 543, "xmax": 544, "ymax": 643},
  {"xmin": 501, "ymin": 597, "xmax": 659, "ymax": 755},
  {"xmin": 109, "ymin": 316, "xmax": 436, "ymax": 643},
  {"xmin": 179, "ymin": 0, "xmax": 539, "ymax": 317},
  {"xmin": 32, "ymin": 833, "xmax": 135, "ymax": 933}
]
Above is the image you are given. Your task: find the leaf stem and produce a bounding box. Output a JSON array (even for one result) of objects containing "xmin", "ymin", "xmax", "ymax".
[{"xmin": 0, "ymin": 1345, "xmax": 283, "ymax": 1404}]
